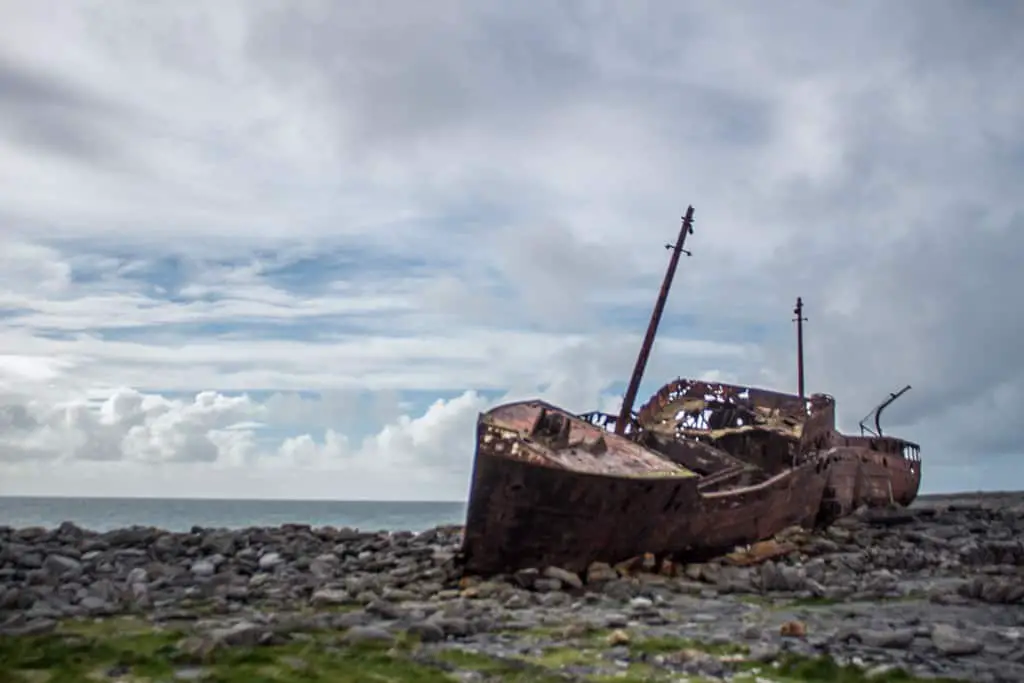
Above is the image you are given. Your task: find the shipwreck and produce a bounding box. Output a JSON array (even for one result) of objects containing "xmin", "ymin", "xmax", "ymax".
[{"xmin": 459, "ymin": 206, "xmax": 922, "ymax": 576}]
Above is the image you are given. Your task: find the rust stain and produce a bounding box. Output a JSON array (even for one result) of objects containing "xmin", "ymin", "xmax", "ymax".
[{"xmin": 723, "ymin": 539, "xmax": 797, "ymax": 567}]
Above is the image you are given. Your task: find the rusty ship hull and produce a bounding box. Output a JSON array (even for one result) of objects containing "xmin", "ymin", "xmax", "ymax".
[
  {"xmin": 460, "ymin": 400, "xmax": 832, "ymax": 575},
  {"xmin": 633, "ymin": 378, "xmax": 922, "ymax": 524}
]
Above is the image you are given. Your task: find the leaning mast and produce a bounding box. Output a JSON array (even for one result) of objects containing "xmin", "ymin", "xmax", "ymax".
[{"xmin": 615, "ymin": 206, "xmax": 696, "ymax": 435}]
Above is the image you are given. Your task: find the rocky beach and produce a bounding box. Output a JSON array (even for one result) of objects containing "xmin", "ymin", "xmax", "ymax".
[{"xmin": 2, "ymin": 492, "xmax": 1023, "ymax": 683}]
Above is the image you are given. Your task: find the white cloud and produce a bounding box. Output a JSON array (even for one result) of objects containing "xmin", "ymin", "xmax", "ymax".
[
  {"xmin": 0, "ymin": 0, "xmax": 1022, "ymax": 498},
  {"xmin": 0, "ymin": 386, "xmax": 488, "ymax": 500}
]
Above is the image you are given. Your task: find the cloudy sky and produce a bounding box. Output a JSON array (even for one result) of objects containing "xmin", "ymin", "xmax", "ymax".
[{"xmin": 0, "ymin": 1, "xmax": 1021, "ymax": 500}]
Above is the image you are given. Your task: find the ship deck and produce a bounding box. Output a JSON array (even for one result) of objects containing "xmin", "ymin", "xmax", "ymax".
[{"xmin": 481, "ymin": 401, "xmax": 697, "ymax": 478}]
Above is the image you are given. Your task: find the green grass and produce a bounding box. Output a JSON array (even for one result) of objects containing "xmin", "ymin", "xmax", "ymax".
[
  {"xmin": 0, "ymin": 620, "xmax": 973, "ymax": 683},
  {"xmin": 627, "ymin": 634, "xmax": 748, "ymax": 657},
  {"xmin": 0, "ymin": 629, "xmax": 451, "ymax": 683},
  {"xmin": 204, "ymin": 641, "xmax": 454, "ymax": 683},
  {"xmin": 431, "ymin": 648, "xmax": 566, "ymax": 682},
  {"xmin": 0, "ymin": 629, "xmax": 182, "ymax": 683},
  {"xmin": 753, "ymin": 654, "xmax": 970, "ymax": 683}
]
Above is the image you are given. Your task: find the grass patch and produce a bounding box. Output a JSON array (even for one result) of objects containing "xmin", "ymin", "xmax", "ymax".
[
  {"xmin": 773, "ymin": 654, "xmax": 968, "ymax": 682},
  {"xmin": 432, "ymin": 648, "xmax": 565, "ymax": 682},
  {"xmin": 0, "ymin": 620, "xmax": 971, "ymax": 683},
  {"xmin": 628, "ymin": 634, "xmax": 748, "ymax": 657},
  {"xmin": 530, "ymin": 646, "xmax": 596, "ymax": 668},
  {"xmin": 739, "ymin": 593, "xmax": 928, "ymax": 610},
  {"xmin": 585, "ymin": 661, "xmax": 666, "ymax": 682},
  {"xmin": 0, "ymin": 628, "xmax": 455, "ymax": 683},
  {"xmin": 57, "ymin": 615, "xmax": 155, "ymax": 638},
  {"xmin": 782, "ymin": 596, "xmax": 923, "ymax": 609},
  {"xmin": 0, "ymin": 629, "xmax": 182, "ymax": 683},
  {"xmin": 307, "ymin": 602, "xmax": 361, "ymax": 613},
  {"xmin": 497, "ymin": 623, "xmax": 573, "ymax": 638},
  {"xmin": 437, "ymin": 640, "xmax": 669, "ymax": 682},
  {"xmin": 205, "ymin": 640, "xmax": 453, "ymax": 683}
]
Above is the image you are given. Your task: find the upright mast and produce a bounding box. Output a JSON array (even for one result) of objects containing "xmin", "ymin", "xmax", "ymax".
[
  {"xmin": 793, "ymin": 297, "xmax": 806, "ymax": 400},
  {"xmin": 615, "ymin": 206, "xmax": 696, "ymax": 435}
]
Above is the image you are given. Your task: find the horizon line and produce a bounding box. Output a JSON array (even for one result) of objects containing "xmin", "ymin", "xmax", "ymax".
[
  {"xmin": 0, "ymin": 494, "xmax": 466, "ymax": 504},
  {"xmin": 1, "ymin": 490, "xmax": 1021, "ymax": 503}
]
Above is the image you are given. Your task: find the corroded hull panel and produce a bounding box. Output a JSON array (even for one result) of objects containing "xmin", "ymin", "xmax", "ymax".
[
  {"xmin": 460, "ymin": 410, "xmax": 833, "ymax": 575},
  {"xmin": 822, "ymin": 447, "xmax": 923, "ymax": 518}
]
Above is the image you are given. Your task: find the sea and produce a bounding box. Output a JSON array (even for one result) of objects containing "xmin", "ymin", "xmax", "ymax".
[{"xmin": 0, "ymin": 497, "xmax": 468, "ymax": 533}]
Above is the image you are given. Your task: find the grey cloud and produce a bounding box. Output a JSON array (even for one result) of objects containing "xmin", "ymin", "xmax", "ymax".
[
  {"xmin": 894, "ymin": 1, "xmax": 1024, "ymax": 73},
  {"xmin": 243, "ymin": 0, "xmax": 1024, "ymax": 460},
  {"xmin": 489, "ymin": 219, "xmax": 646, "ymax": 329},
  {"xmin": 1, "ymin": 1, "xmax": 1023, "ymax": 490},
  {"xmin": 0, "ymin": 57, "xmax": 130, "ymax": 165},
  {"xmin": 0, "ymin": 446, "xmax": 60, "ymax": 463},
  {"xmin": 0, "ymin": 57, "xmax": 109, "ymax": 110},
  {"xmin": 167, "ymin": 433, "xmax": 220, "ymax": 464},
  {"xmin": 808, "ymin": 210, "xmax": 1024, "ymax": 442},
  {"xmin": 262, "ymin": 389, "xmax": 402, "ymax": 433},
  {"xmin": 244, "ymin": 2, "xmax": 600, "ymax": 150},
  {"xmin": 74, "ymin": 427, "xmax": 126, "ymax": 462},
  {"xmin": 0, "ymin": 405, "xmax": 37, "ymax": 431}
]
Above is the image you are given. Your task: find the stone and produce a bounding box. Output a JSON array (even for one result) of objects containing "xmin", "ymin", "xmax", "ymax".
[
  {"xmin": 406, "ymin": 621, "xmax": 445, "ymax": 643},
  {"xmin": 760, "ymin": 561, "xmax": 807, "ymax": 592},
  {"xmin": 585, "ymin": 562, "xmax": 617, "ymax": 585},
  {"xmin": 0, "ymin": 618, "xmax": 57, "ymax": 637},
  {"xmin": 43, "ymin": 554, "xmax": 82, "ymax": 577},
  {"xmin": 258, "ymin": 552, "xmax": 284, "ymax": 571},
  {"xmin": 543, "ymin": 566, "xmax": 583, "ymax": 590},
  {"xmin": 190, "ymin": 560, "xmax": 216, "ymax": 578},
  {"xmin": 780, "ymin": 621, "xmax": 807, "ymax": 638},
  {"xmin": 125, "ymin": 568, "xmax": 149, "ymax": 585},
  {"xmin": 78, "ymin": 596, "xmax": 111, "ymax": 614},
  {"xmin": 342, "ymin": 625, "xmax": 395, "ymax": 645},
  {"xmin": 857, "ymin": 628, "xmax": 916, "ymax": 649},
  {"xmin": 606, "ymin": 629, "xmax": 630, "ymax": 645},
  {"xmin": 310, "ymin": 588, "xmax": 350, "ymax": 607},
  {"xmin": 931, "ymin": 623, "xmax": 984, "ymax": 656}
]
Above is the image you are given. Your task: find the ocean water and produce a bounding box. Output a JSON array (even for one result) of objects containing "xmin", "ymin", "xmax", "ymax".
[{"xmin": 0, "ymin": 497, "xmax": 467, "ymax": 533}]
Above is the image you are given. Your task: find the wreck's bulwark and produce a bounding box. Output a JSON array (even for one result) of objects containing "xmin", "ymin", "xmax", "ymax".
[{"xmin": 460, "ymin": 400, "xmax": 832, "ymax": 575}]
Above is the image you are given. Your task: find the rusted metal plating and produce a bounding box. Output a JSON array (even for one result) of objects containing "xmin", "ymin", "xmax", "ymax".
[{"xmin": 461, "ymin": 400, "xmax": 832, "ymax": 575}]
